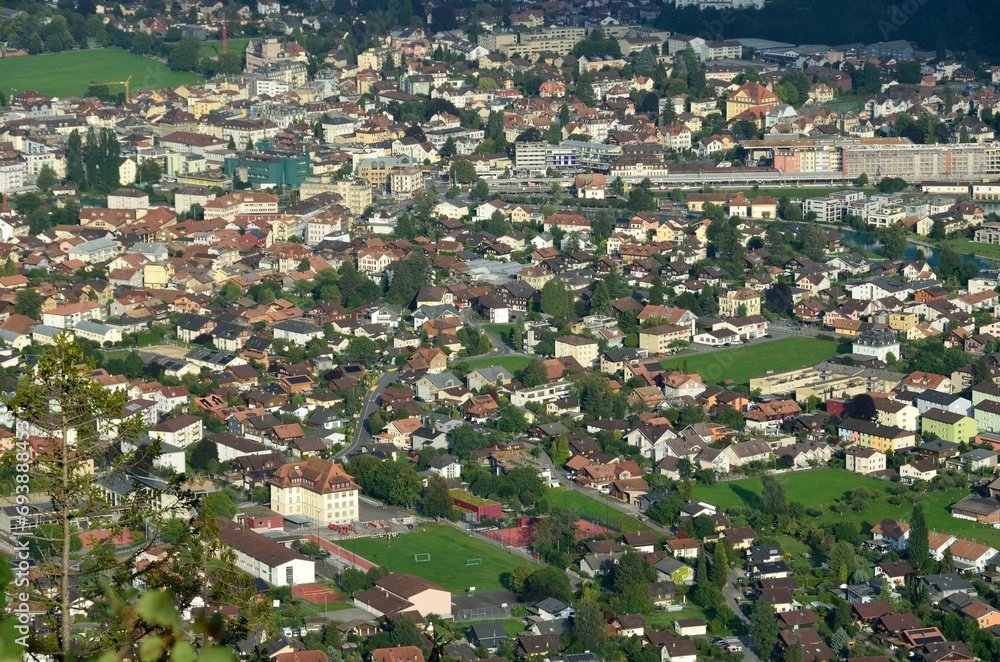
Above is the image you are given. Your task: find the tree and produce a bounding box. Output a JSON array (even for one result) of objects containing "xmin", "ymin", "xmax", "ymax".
[
  {"xmin": 909, "ymin": 502, "xmax": 929, "ymax": 572},
  {"xmin": 138, "ymin": 158, "xmax": 162, "ymax": 183},
  {"xmin": 572, "ymin": 599, "xmax": 607, "ymax": 652},
  {"xmin": 346, "ymin": 337, "xmax": 379, "ymax": 362},
  {"xmin": 761, "ymin": 474, "xmax": 787, "ymax": 522},
  {"xmin": 14, "ymin": 288, "xmax": 43, "ymax": 319},
  {"xmin": 613, "ymin": 550, "xmax": 656, "ymax": 592},
  {"xmin": 67, "ymin": 129, "xmax": 85, "ymax": 187},
  {"xmin": 784, "ymin": 640, "xmax": 804, "ymax": 662},
  {"xmin": 497, "ymin": 406, "xmax": 528, "ymax": 434},
  {"xmin": 897, "ymin": 60, "xmax": 922, "ymax": 84},
  {"xmin": 855, "ymin": 172, "xmax": 869, "ymax": 187},
  {"xmin": 420, "ymin": 475, "xmax": 455, "ymax": 519},
  {"xmin": 5, "ymin": 335, "xmax": 194, "ymax": 658},
  {"xmin": 440, "ymin": 136, "xmax": 457, "ymax": 157},
  {"xmin": 936, "ymin": 244, "xmax": 962, "ymax": 281},
  {"xmin": 450, "ymin": 158, "xmax": 479, "ymax": 184},
  {"xmin": 189, "ymin": 437, "xmax": 218, "ymax": 471},
  {"xmin": 510, "ymin": 566, "xmax": 533, "ymax": 594},
  {"xmin": 36, "ymin": 164, "xmax": 57, "ymax": 190},
  {"xmin": 590, "ymin": 280, "xmax": 612, "ymax": 315},
  {"xmin": 540, "ymin": 280, "xmax": 573, "ymax": 318},
  {"xmin": 627, "ymin": 186, "xmax": 656, "ymax": 212},
  {"xmin": 850, "ymin": 394, "xmax": 877, "ymax": 421},
  {"xmin": 750, "ymin": 598, "xmax": 779, "ymax": 660},
  {"xmin": 522, "ymin": 566, "xmax": 573, "ymax": 602},
  {"xmin": 575, "ymin": 71, "xmax": 597, "ymax": 107},
  {"xmin": 648, "ymin": 271, "xmax": 664, "ymax": 305},
  {"xmin": 710, "ymin": 541, "xmax": 729, "ymax": 589},
  {"xmin": 830, "ymin": 628, "xmax": 851, "ymax": 656},
  {"xmin": 520, "ymin": 359, "xmax": 548, "ymax": 388},
  {"xmin": 877, "ymin": 222, "xmax": 909, "ymax": 260},
  {"xmin": 167, "ymin": 36, "xmax": 202, "ymax": 71}
]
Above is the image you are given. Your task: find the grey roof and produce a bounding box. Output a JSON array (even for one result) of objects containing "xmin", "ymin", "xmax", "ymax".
[{"xmin": 74, "ymin": 320, "xmax": 115, "ymax": 336}]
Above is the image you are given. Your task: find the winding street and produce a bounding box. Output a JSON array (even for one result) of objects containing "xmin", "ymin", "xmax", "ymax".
[{"xmin": 335, "ymin": 368, "xmax": 397, "ymax": 460}]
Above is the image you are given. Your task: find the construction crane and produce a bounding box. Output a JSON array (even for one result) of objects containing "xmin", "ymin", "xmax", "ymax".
[{"xmin": 89, "ymin": 75, "xmax": 132, "ymax": 103}]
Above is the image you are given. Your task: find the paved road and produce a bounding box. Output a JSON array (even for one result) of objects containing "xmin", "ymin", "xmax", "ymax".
[
  {"xmin": 335, "ymin": 369, "xmax": 397, "ymax": 459},
  {"xmin": 723, "ymin": 567, "xmax": 762, "ymax": 662}
]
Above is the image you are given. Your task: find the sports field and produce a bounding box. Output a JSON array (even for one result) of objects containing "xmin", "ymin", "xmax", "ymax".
[
  {"xmin": 660, "ymin": 336, "xmax": 845, "ymax": 385},
  {"xmin": 348, "ymin": 524, "xmax": 539, "ymax": 592},
  {"xmin": 693, "ymin": 470, "xmax": 1000, "ymax": 550},
  {"xmin": 0, "ymin": 49, "xmax": 202, "ymax": 98}
]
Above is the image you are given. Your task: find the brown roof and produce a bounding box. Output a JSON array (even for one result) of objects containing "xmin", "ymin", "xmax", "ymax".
[
  {"xmin": 375, "ymin": 573, "xmax": 447, "ymax": 599},
  {"xmin": 216, "ymin": 518, "xmax": 309, "ymax": 567},
  {"xmin": 269, "ymin": 456, "xmax": 357, "ymax": 493}
]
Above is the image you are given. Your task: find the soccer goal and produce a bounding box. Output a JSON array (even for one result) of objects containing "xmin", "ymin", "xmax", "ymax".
[
  {"xmin": 465, "ymin": 558, "xmax": 481, "ymax": 566},
  {"xmin": 414, "ymin": 553, "xmax": 431, "ymax": 562}
]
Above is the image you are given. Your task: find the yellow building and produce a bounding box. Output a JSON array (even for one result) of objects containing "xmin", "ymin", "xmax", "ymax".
[
  {"xmin": 269, "ymin": 456, "xmax": 359, "ymax": 525},
  {"xmin": 720, "ymin": 288, "xmax": 761, "ymax": 317},
  {"xmin": 554, "ymin": 335, "xmax": 599, "ymax": 367}
]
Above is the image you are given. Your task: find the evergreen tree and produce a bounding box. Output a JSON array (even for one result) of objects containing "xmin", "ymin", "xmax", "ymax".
[
  {"xmin": 520, "ymin": 359, "xmax": 548, "ymax": 388},
  {"xmin": 710, "ymin": 542, "xmax": 729, "ymax": 589},
  {"xmin": 649, "ymin": 271, "xmax": 664, "ymax": 305},
  {"xmin": 102, "ymin": 129, "xmax": 120, "ymax": 190},
  {"xmin": 590, "ymin": 280, "xmax": 612, "ymax": 315},
  {"xmin": 572, "ymin": 599, "xmax": 608, "ymax": 652},
  {"xmin": 909, "ymin": 502, "xmax": 929, "ymax": 571},
  {"xmin": 692, "ymin": 550, "xmax": 714, "ymax": 608},
  {"xmin": 85, "ymin": 127, "xmax": 100, "ymax": 190},
  {"xmin": 749, "ymin": 598, "xmax": 779, "ymax": 660},
  {"xmin": 512, "ymin": 320, "xmax": 525, "ymax": 352},
  {"xmin": 227, "ymin": 135, "xmax": 236, "ymax": 150},
  {"xmin": 541, "ymin": 280, "xmax": 572, "ymax": 318},
  {"xmin": 761, "ymin": 474, "xmax": 787, "ymax": 523},
  {"xmin": 67, "ymin": 129, "xmax": 85, "ymax": 187}
]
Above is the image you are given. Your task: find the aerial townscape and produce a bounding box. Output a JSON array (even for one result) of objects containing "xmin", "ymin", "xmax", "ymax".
[{"xmin": 10, "ymin": 1, "xmax": 1000, "ymax": 662}]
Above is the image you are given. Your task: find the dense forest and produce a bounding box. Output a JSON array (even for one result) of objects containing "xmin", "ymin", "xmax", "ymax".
[{"xmin": 656, "ymin": 0, "xmax": 994, "ymax": 57}]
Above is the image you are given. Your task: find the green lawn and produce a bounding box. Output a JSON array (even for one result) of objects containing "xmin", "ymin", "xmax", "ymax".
[
  {"xmin": 462, "ymin": 355, "xmax": 532, "ymax": 373},
  {"xmin": 936, "ymin": 237, "xmax": 1000, "ymax": 261},
  {"xmin": 0, "ymin": 49, "xmax": 202, "ymax": 98},
  {"xmin": 348, "ymin": 524, "xmax": 538, "ymax": 592},
  {"xmin": 660, "ymin": 337, "xmax": 846, "ymax": 385},
  {"xmin": 201, "ymin": 37, "xmax": 252, "ymax": 58},
  {"xmin": 454, "ymin": 619, "xmax": 527, "ymax": 639},
  {"xmin": 483, "ymin": 324, "xmax": 517, "ymax": 344},
  {"xmin": 693, "ymin": 470, "xmax": 1000, "ymax": 550},
  {"xmin": 549, "ymin": 489, "xmax": 651, "ymax": 533},
  {"xmin": 641, "ymin": 606, "xmax": 736, "ymax": 635}
]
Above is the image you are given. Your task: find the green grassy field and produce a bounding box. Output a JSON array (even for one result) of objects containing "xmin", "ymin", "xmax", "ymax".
[
  {"xmin": 461, "ymin": 355, "xmax": 532, "ymax": 373},
  {"xmin": 936, "ymin": 237, "xmax": 1000, "ymax": 262},
  {"xmin": 348, "ymin": 524, "xmax": 538, "ymax": 592},
  {"xmin": 483, "ymin": 323, "xmax": 517, "ymax": 344},
  {"xmin": 549, "ymin": 489, "xmax": 651, "ymax": 533},
  {"xmin": 0, "ymin": 49, "xmax": 202, "ymax": 98},
  {"xmin": 660, "ymin": 337, "xmax": 846, "ymax": 385},
  {"xmin": 453, "ymin": 619, "xmax": 527, "ymax": 639},
  {"xmin": 693, "ymin": 470, "xmax": 1000, "ymax": 549},
  {"xmin": 201, "ymin": 37, "xmax": 252, "ymax": 58}
]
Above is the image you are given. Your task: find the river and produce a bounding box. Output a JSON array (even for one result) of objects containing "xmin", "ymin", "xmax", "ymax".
[{"xmin": 834, "ymin": 229, "xmax": 999, "ymax": 271}]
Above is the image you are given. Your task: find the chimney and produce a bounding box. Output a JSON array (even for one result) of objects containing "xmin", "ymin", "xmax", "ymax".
[{"xmin": 1, "ymin": 194, "xmax": 7, "ymax": 214}]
